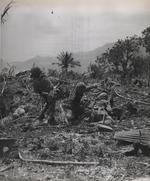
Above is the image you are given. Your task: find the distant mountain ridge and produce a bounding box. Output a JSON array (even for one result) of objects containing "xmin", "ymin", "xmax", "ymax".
[
  {"xmin": 7, "ymin": 43, "xmax": 113, "ymax": 73},
  {"xmin": 4, "ymin": 42, "xmax": 148, "ymax": 74}
]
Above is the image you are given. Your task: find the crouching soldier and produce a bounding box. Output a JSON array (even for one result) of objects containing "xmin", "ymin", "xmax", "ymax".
[
  {"xmin": 30, "ymin": 67, "xmax": 58, "ymax": 125},
  {"xmin": 63, "ymin": 82, "xmax": 98, "ymax": 125}
]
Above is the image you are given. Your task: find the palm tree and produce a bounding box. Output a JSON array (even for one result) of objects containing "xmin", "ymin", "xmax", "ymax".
[
  {"xmin": 0, "ymin": 0, "xmax": 14, "ymax": 71},
  {"xmin": 53, "ymin": 51, "xmax": 81, "ymax": 78}
]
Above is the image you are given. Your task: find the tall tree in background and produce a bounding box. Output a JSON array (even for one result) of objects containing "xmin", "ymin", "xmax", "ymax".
[
  {"xmin": 87, "ymin": 26, "xmax": 150, "ymax": 83},
  {"xmin": 130, "ymin": 56, "xmax": 146, "ymax": 78},
  {"xmin": 88, "ymin": 63, "xmax": 101, "ymax": 79},
  {"xmin": 88, "ymin": 54, "xmax": 111, "ymax": 79},
  {"xmin": 142, "ymin": 26, "xmax": 150, "ymax": 86},
  {"xmin": 53, "ymin": 51, "xmax": 81, "ymax": 78},
  {"xmin": 142, "ymin": 26, "xmax": 150, "ymax": 54},
  {"xmin": 105, "ymin": 36, "xmax": 140, "ymax": 81}
]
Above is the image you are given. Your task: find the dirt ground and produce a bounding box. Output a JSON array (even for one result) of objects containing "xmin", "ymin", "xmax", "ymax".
[{"xmin": 0, "ymin": 77, "xmax": 150, "ymax": 181}]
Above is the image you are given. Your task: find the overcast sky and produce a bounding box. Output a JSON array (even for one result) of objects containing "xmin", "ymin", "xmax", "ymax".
[{"xmin": 0, "ymin": 0, "xmax": 150, "ymax": 62}]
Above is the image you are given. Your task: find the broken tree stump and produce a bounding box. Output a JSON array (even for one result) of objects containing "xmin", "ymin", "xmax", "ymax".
[
  {"xmin": 114, "ymin": 129, "xmax": 150, "ymax": 156},
  {"xmin": 114, "ymin": 129, "xmax": 150, "ymax": 146}
]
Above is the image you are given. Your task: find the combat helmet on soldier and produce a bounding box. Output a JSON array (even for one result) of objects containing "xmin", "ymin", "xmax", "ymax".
[{"xmin": 30, "ymin": 67, "xmax": 54, "ymax": 99}]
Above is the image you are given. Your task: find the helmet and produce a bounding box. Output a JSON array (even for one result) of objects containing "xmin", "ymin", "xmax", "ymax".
[{"xmin": 75, "ymin": 82, "xmax": 86, "ymax": 94}]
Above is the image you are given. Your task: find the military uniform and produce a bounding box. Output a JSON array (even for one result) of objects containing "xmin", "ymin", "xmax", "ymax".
[
  {"xmin": 70, "ymin": 82, "xmax": 86, "ymax": 123},
  {"xmin": 64, "ymin": 82, "xmax": 94, "ymax": 125},
  {"xmin": 31, "ymin": 69, "xmax": 56, "ymax": 125}
]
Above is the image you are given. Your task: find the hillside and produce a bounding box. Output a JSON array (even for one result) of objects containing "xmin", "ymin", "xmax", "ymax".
[
  {"xmin": 9, "ymin": 56, "xmax": 57, "ymax": 73},
  {"xmin": 0, "ymin": 71, "xmax": 150, "ymax": 180},
  {"xmin": 9, "ymin": 43, "xmax": 113, "ymax": 73}
]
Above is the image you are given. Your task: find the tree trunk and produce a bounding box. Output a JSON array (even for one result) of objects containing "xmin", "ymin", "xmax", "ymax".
[{"xmin": 62, "ymin": 68, "xmax": 67, "ymax": 81}]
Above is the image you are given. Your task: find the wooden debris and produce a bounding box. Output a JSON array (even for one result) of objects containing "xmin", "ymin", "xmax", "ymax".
[
  {"xmin": 114, "ymin": 129, "xmax": 150, "ymax": 147},
  {"xmin": 89, "ymin": 123, "xmax": 113, "ymax": 132},
  {"xmin": 137, "ymin": 162, "xmax": 150, "ymax": 168},
  {"xmin": 114, "ymin": 88, "xmax": 150, "ymax": 106},
  {"xmin": 0, "ymin": 165, "xmax": 14, "ymax": 172},
  {"xmin": 19, "ymin": 151, "xmax": 99, "ymax": 166}
]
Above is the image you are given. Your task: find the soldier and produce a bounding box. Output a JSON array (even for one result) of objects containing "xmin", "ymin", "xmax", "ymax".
[
  {"xmin": 30, "ymin": 67, "xmax": 57, "ymax": 125},
  {"xmin": 64, "ymin": 82, "xmax": 98, "ymax": 125}
]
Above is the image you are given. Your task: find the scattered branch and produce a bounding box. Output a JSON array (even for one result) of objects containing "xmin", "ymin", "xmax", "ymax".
[
  {"xmin": 19, "ymin": 151, "xmax": 99, "ymax": 166},
  {"xmin": 137, "ymin": 162, "xmax": 150, "ymax": 168},
  {"xmin": 114, "ymin": 88, "xmax": 150, "ymax": 106},
  {"xmin": 0, "ymin": 165, "xmax": 14, "ymax": 172}
]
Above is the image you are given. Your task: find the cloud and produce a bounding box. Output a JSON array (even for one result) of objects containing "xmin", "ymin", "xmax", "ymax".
[
  {"xmin": 11, "ymin": 0, "xmax": 150, "ymax": 10},
  {"xmin": 1, "ymin": 1, "xmax": 150, "ymax": 62},
  {"xmin": 7, "ymin": 7, "xmax": 61, "ymax": 35}
]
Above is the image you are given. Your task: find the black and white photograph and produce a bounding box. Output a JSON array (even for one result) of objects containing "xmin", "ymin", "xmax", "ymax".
[{"xmin": 0, "ymin": 0, "xmax": 150, "ymax": 180}]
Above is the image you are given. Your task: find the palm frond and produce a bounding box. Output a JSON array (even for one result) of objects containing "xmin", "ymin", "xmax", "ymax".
[
  {"xmin": 1, "ymin": 0, "xmax": 14, "ymax": 24},
  {"xmin": 53, "ymin": 51, "xmax": 81, "ymax": 73}
]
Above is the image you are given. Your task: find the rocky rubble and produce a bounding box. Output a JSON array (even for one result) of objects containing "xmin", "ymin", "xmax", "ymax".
[{"xmin": 0, "ymin": 73, "xmax": 150, "ymax": 180}]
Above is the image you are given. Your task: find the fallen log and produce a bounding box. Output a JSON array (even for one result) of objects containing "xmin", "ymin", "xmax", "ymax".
[
  {"xmin": 19, "ymin": 151, "xmax": 99, "ymax": 166},
  {"xmin": 114, "ymin": 88, "xmax": 150, "ymax": 106},
  {"xmin": 126, "ymin": 90, "xmax": 150, "ymax": 97}
]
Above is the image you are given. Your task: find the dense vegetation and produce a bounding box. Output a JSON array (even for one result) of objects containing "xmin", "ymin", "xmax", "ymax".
[{"xmin": 88, "ymin": 26, "xmax": 150, "ymax": 85}]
